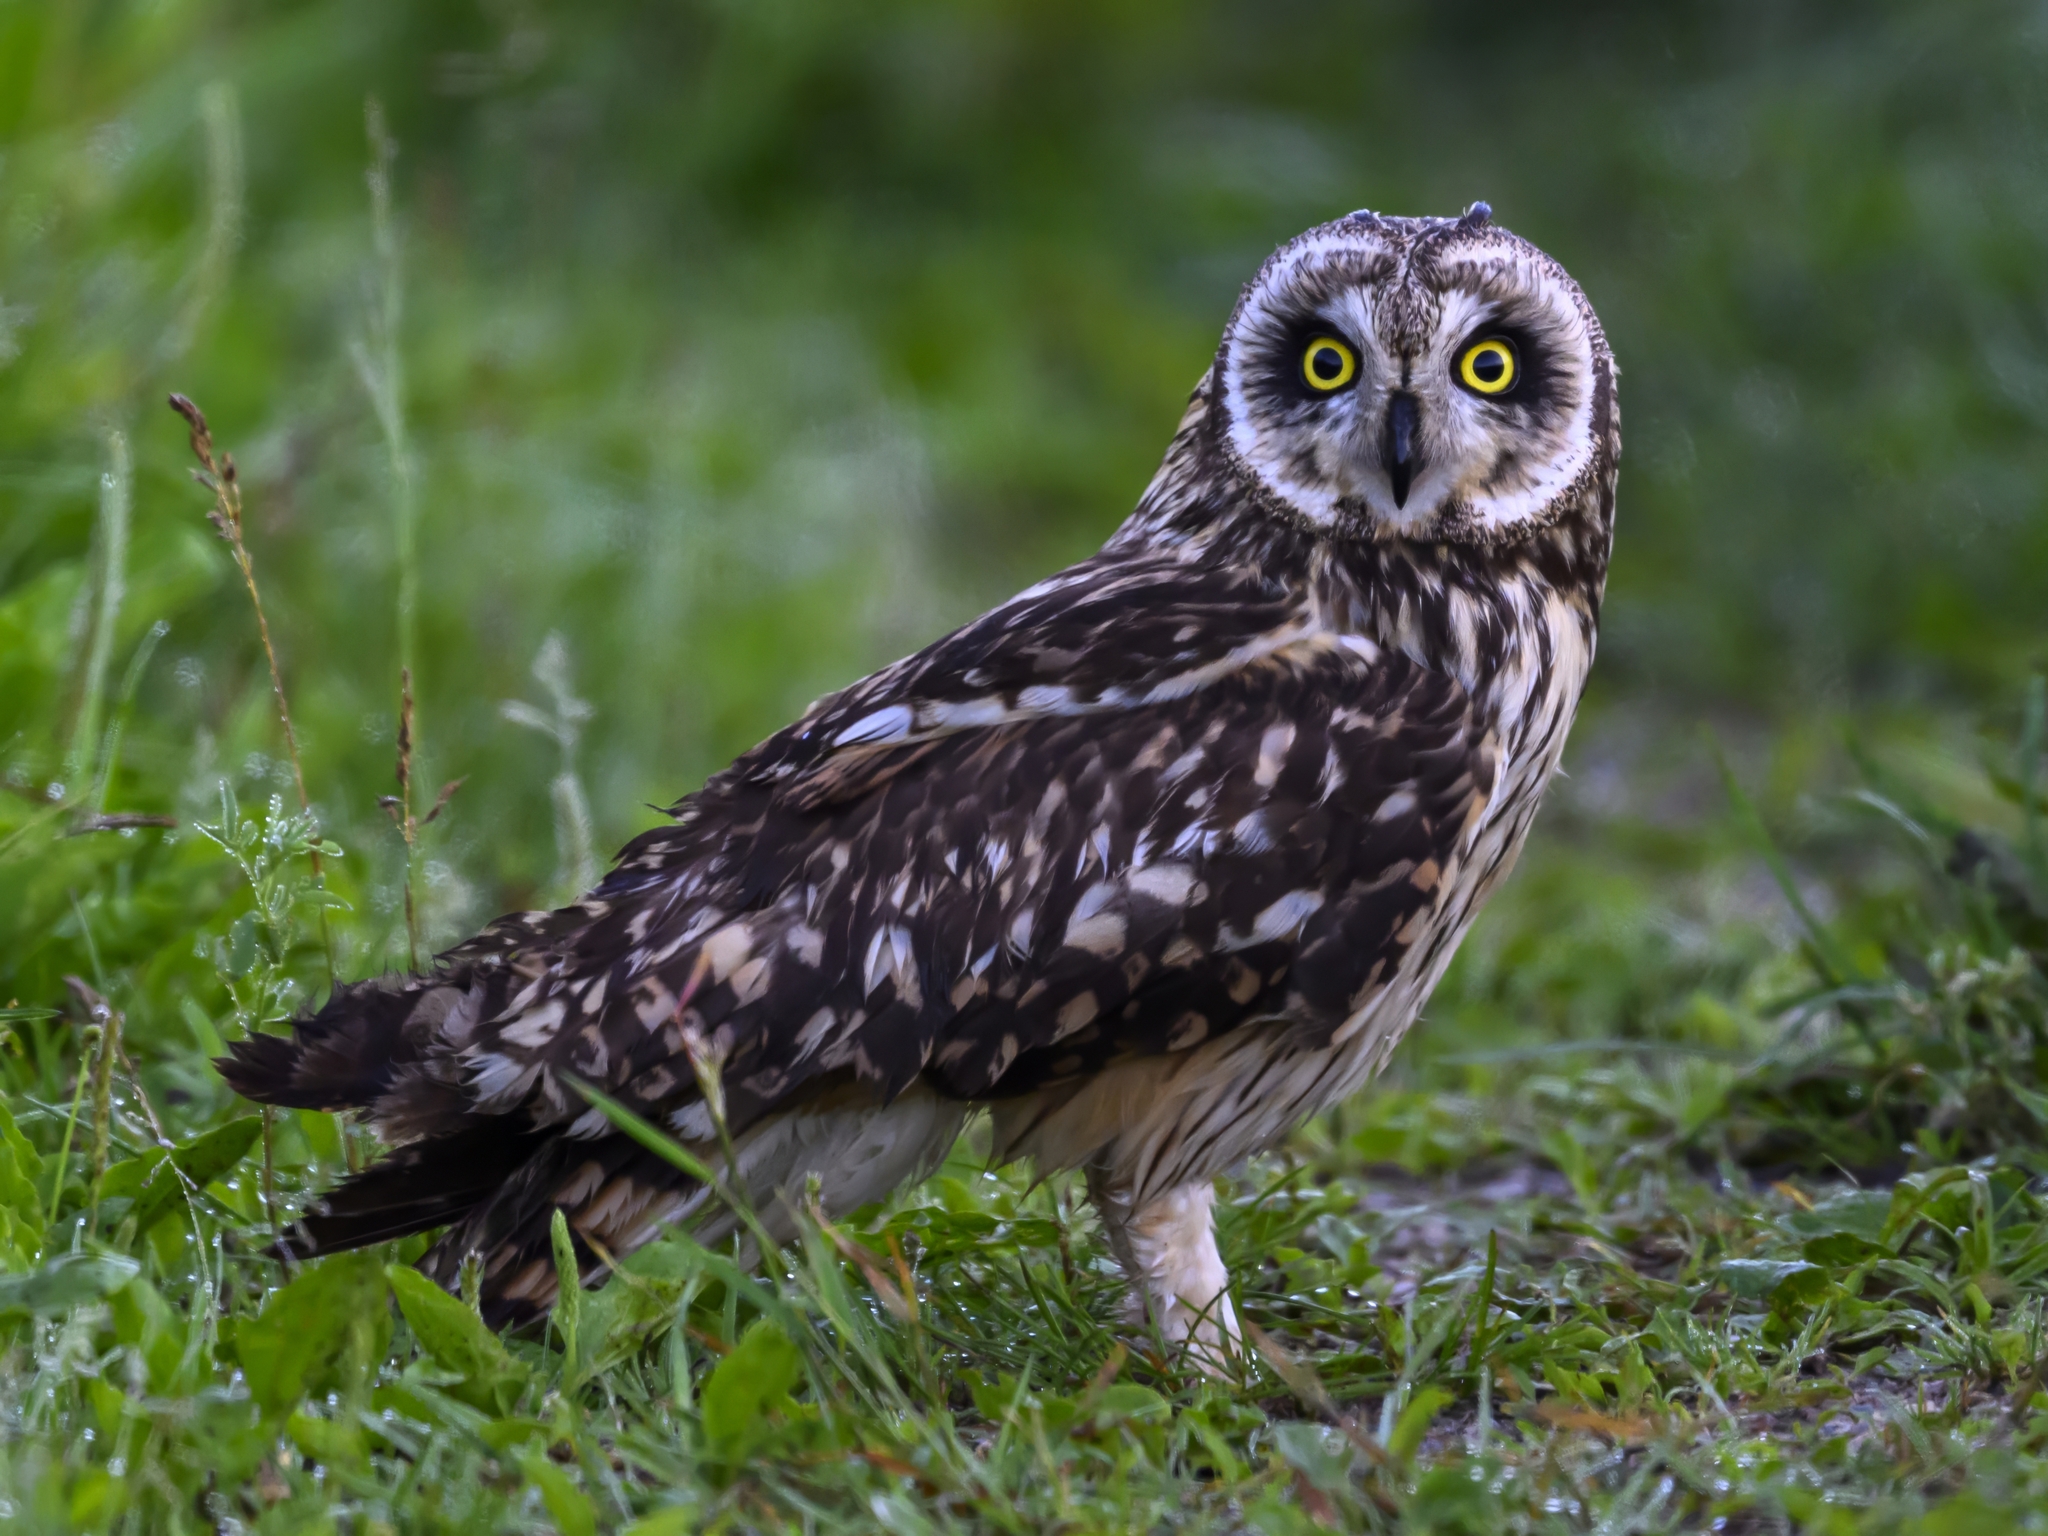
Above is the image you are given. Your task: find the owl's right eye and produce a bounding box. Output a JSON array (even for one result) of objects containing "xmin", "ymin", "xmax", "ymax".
[{"xmin": 1301, "ymin": 337, "xmax": 1357, "ymax": 392}]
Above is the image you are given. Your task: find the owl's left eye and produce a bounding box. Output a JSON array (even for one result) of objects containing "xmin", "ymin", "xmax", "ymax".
[
  {"xmin": 1457, "ymin": 337, "xmax": 1519, "ymax": 396},
  {"xmin": 1301, "ymin": 337, "xmax": 1358, "ymax": 392}
]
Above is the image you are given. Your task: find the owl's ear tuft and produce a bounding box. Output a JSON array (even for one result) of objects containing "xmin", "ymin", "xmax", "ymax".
[{"xmin": 1460, "ymin": 201, "xmax": 1492, "ymax": 229}]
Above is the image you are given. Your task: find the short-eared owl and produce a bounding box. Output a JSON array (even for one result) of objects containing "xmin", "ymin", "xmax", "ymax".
[{"xmin": 225, "ymin": 204, "xmax": 1618, "ymax": 1362}]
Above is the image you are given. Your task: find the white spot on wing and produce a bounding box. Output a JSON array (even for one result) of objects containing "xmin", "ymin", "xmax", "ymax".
[
  {"xmin": 1128, "ymin": 863, "xmax": 1196, "ymax": 908},
  {"xmin": 1231, "ymin": 812, "xmax": 1274, "ymax": 854},
  {"xmin": 700, "ymin": 922, "xmax": 755, "ymax": 983},
  {"xmin": 667, "ymin": 1103, "xmax": 716, "ymax": 1140},
  {"xmin": 835, "ymin": 705, "xmax": 913, "ymax": 746},
  {"xmin": 928, "ymin": 696, "xmax": 1009, "ymax": 729},
  {"xmin": 500, "ymin": 999, "xmax": 565, "ymax": 1050},
  {"xmin": 1018, "ymin": 684, "xmax": 1075, "ymax": 712},
  {"xmin": 1374, "ymin": 790, "xmax": 1418, "ymax": 823},
  {"xmin": 863, "ymin": 926, "xmax": 912, "ymax": 996},
  {"xmin": 1249, "ymin": 889, "xmax": 1325, "ymax": 945},
  {"xmin": 794, "ymin": 1007, "xmax": 838, "ymax": 1058},
  {"xmin": 1063, "ymin": 909, "xmax": 1127, "ymax": 957},
  {"xmin": 786, "ymin": 924, "xmax": 824, "ymax": 968},
  {"xmin": 1253, "ymin": 723, "xmax": 1295, "ymax": 789},
  {"xmin": 466, "ymin": 1050, "xmax": 541, "ymax": 1105}
]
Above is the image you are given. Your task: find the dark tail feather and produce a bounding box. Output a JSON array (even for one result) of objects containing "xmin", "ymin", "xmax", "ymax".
[
  {"xmin": 216, "ymin": 973, "xmax": 452, "ymax": 1111},
  {"xmin": 280, "ymin": 1121, "xmax": 551, "ymax": 1260},
  {"xmin": 419, "ymin": 1138, "xmax": 709, "ymax": 1328},
  {"xmin": 214, "ymin": 1031, "xmax": 309, "ymax": 1105}
]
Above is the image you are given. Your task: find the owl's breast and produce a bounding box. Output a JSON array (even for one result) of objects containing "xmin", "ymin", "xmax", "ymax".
[{"xmin": 1307, "ymin": 572, "xmax": 1597, "ymax": 1070}]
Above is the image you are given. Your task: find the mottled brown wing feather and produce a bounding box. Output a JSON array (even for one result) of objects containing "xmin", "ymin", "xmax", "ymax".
[
  {"xmin": 222, "ymin": 551, "xmax": 1491, "ymax": 1316},
  {"xmin": 417, "ymin": 623, "xmax": 1486, "ymax": 1135}
]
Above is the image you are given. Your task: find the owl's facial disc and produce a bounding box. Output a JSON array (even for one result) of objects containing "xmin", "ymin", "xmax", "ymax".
[{"xmin": 1216, "ymin": 209, "xmax": 1609, "ymax": 543}]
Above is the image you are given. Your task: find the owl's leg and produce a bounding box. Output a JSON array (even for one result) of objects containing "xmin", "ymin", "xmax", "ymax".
[{"xmin": 1086, "ymin": 1170, "xmax": 1240, "ymax": 1372}]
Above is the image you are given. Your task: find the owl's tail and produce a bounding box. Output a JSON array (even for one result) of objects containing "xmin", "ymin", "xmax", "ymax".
[
  {"xmin": 216, "ymin": 973, "xmax": 434, "ymax": 1112},
  {"xmin": 275, "ymin": 1121, "xmax": 552, "ymax": 1256},
  {"xmin": 218, "ymin": 969, "xmax": 964, "ymax": 1327},
  {"xmin": 217, "ymin": 970, "xmax": 539, "ymax": 1278},
  {"xmin": 215, "ymin": 967, "xmax": 715, "ymax": 1324}
]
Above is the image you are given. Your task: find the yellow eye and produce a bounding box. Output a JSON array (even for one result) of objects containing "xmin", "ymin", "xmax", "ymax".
[
  {"xmin": 1301, "ymin": 336, "xmax": 1357, "ymax": 392},
  {"xmin": 1457, "ymin": 337, "xmax": 1518, "ymax": 395}
]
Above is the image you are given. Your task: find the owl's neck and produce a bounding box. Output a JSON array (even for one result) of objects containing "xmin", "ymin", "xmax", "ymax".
[{"xmin": 1110, "ymin": 382, "xmax": 1613, "ymax": 720}]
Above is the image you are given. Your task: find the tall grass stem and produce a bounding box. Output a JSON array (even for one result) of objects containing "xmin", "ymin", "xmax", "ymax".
[
  {"xmin": 2020, "ymin": 675, "xmax": 2045, "ymax": 881},
  {"xmin": 353, "ymin": 98, "xmax": 425, "ymax": 957},
  {"xmin": 66, "ymin": 428, "xmax": 130, "ymax": 793},
  {"xmin": 90, "ymin": 620, "xmax": 168, "ymax": 814},
  {"xmin": 157, "ymin": 81, "xmax": 243, "ymax": 365},
  {"xmin": 167, "ymin": 393, "xmax": 335, "ymax": 985},
  {"xmin": 46, "ymin": 1029, "xmax": 94, "ymax": 1231},
  {"xmin": 503, "ymin": 635, "xmax": 599, "ymax": 903},
  {"xmin": 397, "ymin": 668, "xmax": 419, "ymax": 968},
  {"xmin": 84, "ymin": 996, "xmax": 120, "ymax": 1235}
]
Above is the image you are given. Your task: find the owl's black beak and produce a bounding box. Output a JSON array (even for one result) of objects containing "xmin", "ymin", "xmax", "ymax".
[{"xmin": 1384, "ymin": 392, "xmax": 1421, "ymax": 509}]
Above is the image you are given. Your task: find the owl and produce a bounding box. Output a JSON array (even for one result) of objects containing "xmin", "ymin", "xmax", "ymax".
[{"xmin": 224, "ymin": 203, "xmax": 1618, "ymax": 1365}]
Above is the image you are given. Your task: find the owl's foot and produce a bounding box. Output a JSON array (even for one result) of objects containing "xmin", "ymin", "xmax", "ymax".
[{"xmin": 1090, "ymin": 1174, "xmax": 1241, "ymax": 1375}]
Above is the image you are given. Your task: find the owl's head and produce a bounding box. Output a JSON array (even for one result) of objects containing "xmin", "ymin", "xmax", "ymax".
[{"xmin": 1210, "ymin": 205, "xmax": 1615, "ymax": 544}]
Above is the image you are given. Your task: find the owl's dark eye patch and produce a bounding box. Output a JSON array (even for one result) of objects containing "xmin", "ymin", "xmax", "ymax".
[{"xmin": 1263, "ymin": 321, "xmax": 1364, "ymax": 404}]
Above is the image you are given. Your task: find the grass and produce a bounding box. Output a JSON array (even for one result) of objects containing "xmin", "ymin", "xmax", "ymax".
[
  {"xmin": 6, "ymin": 4, "xmax": 2048, "ymax": 1528},
  {"xmin": 1, "ymin": 405, "xmax": 2047, "ymax": 1533}
]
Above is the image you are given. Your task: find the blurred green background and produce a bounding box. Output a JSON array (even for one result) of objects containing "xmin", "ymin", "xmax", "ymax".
[{"xmin": 3, "ymin": 0, "xmax": 2045, "ymax": 996}]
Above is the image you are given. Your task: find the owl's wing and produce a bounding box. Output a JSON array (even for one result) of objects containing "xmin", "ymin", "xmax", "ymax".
[
  {"xmin": 221, "ymin": 550, "xmax": 1492, "ymax": 1304},
  {"xmin": 310, "ymin": 550, "xmax": 1476, "ymax": 1120}
]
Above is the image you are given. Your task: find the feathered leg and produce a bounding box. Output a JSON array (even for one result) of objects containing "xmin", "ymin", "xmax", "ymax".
[{"xmin": 1087, "ymin": 1169, "xmax": 1240, "ymax": 1372}]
